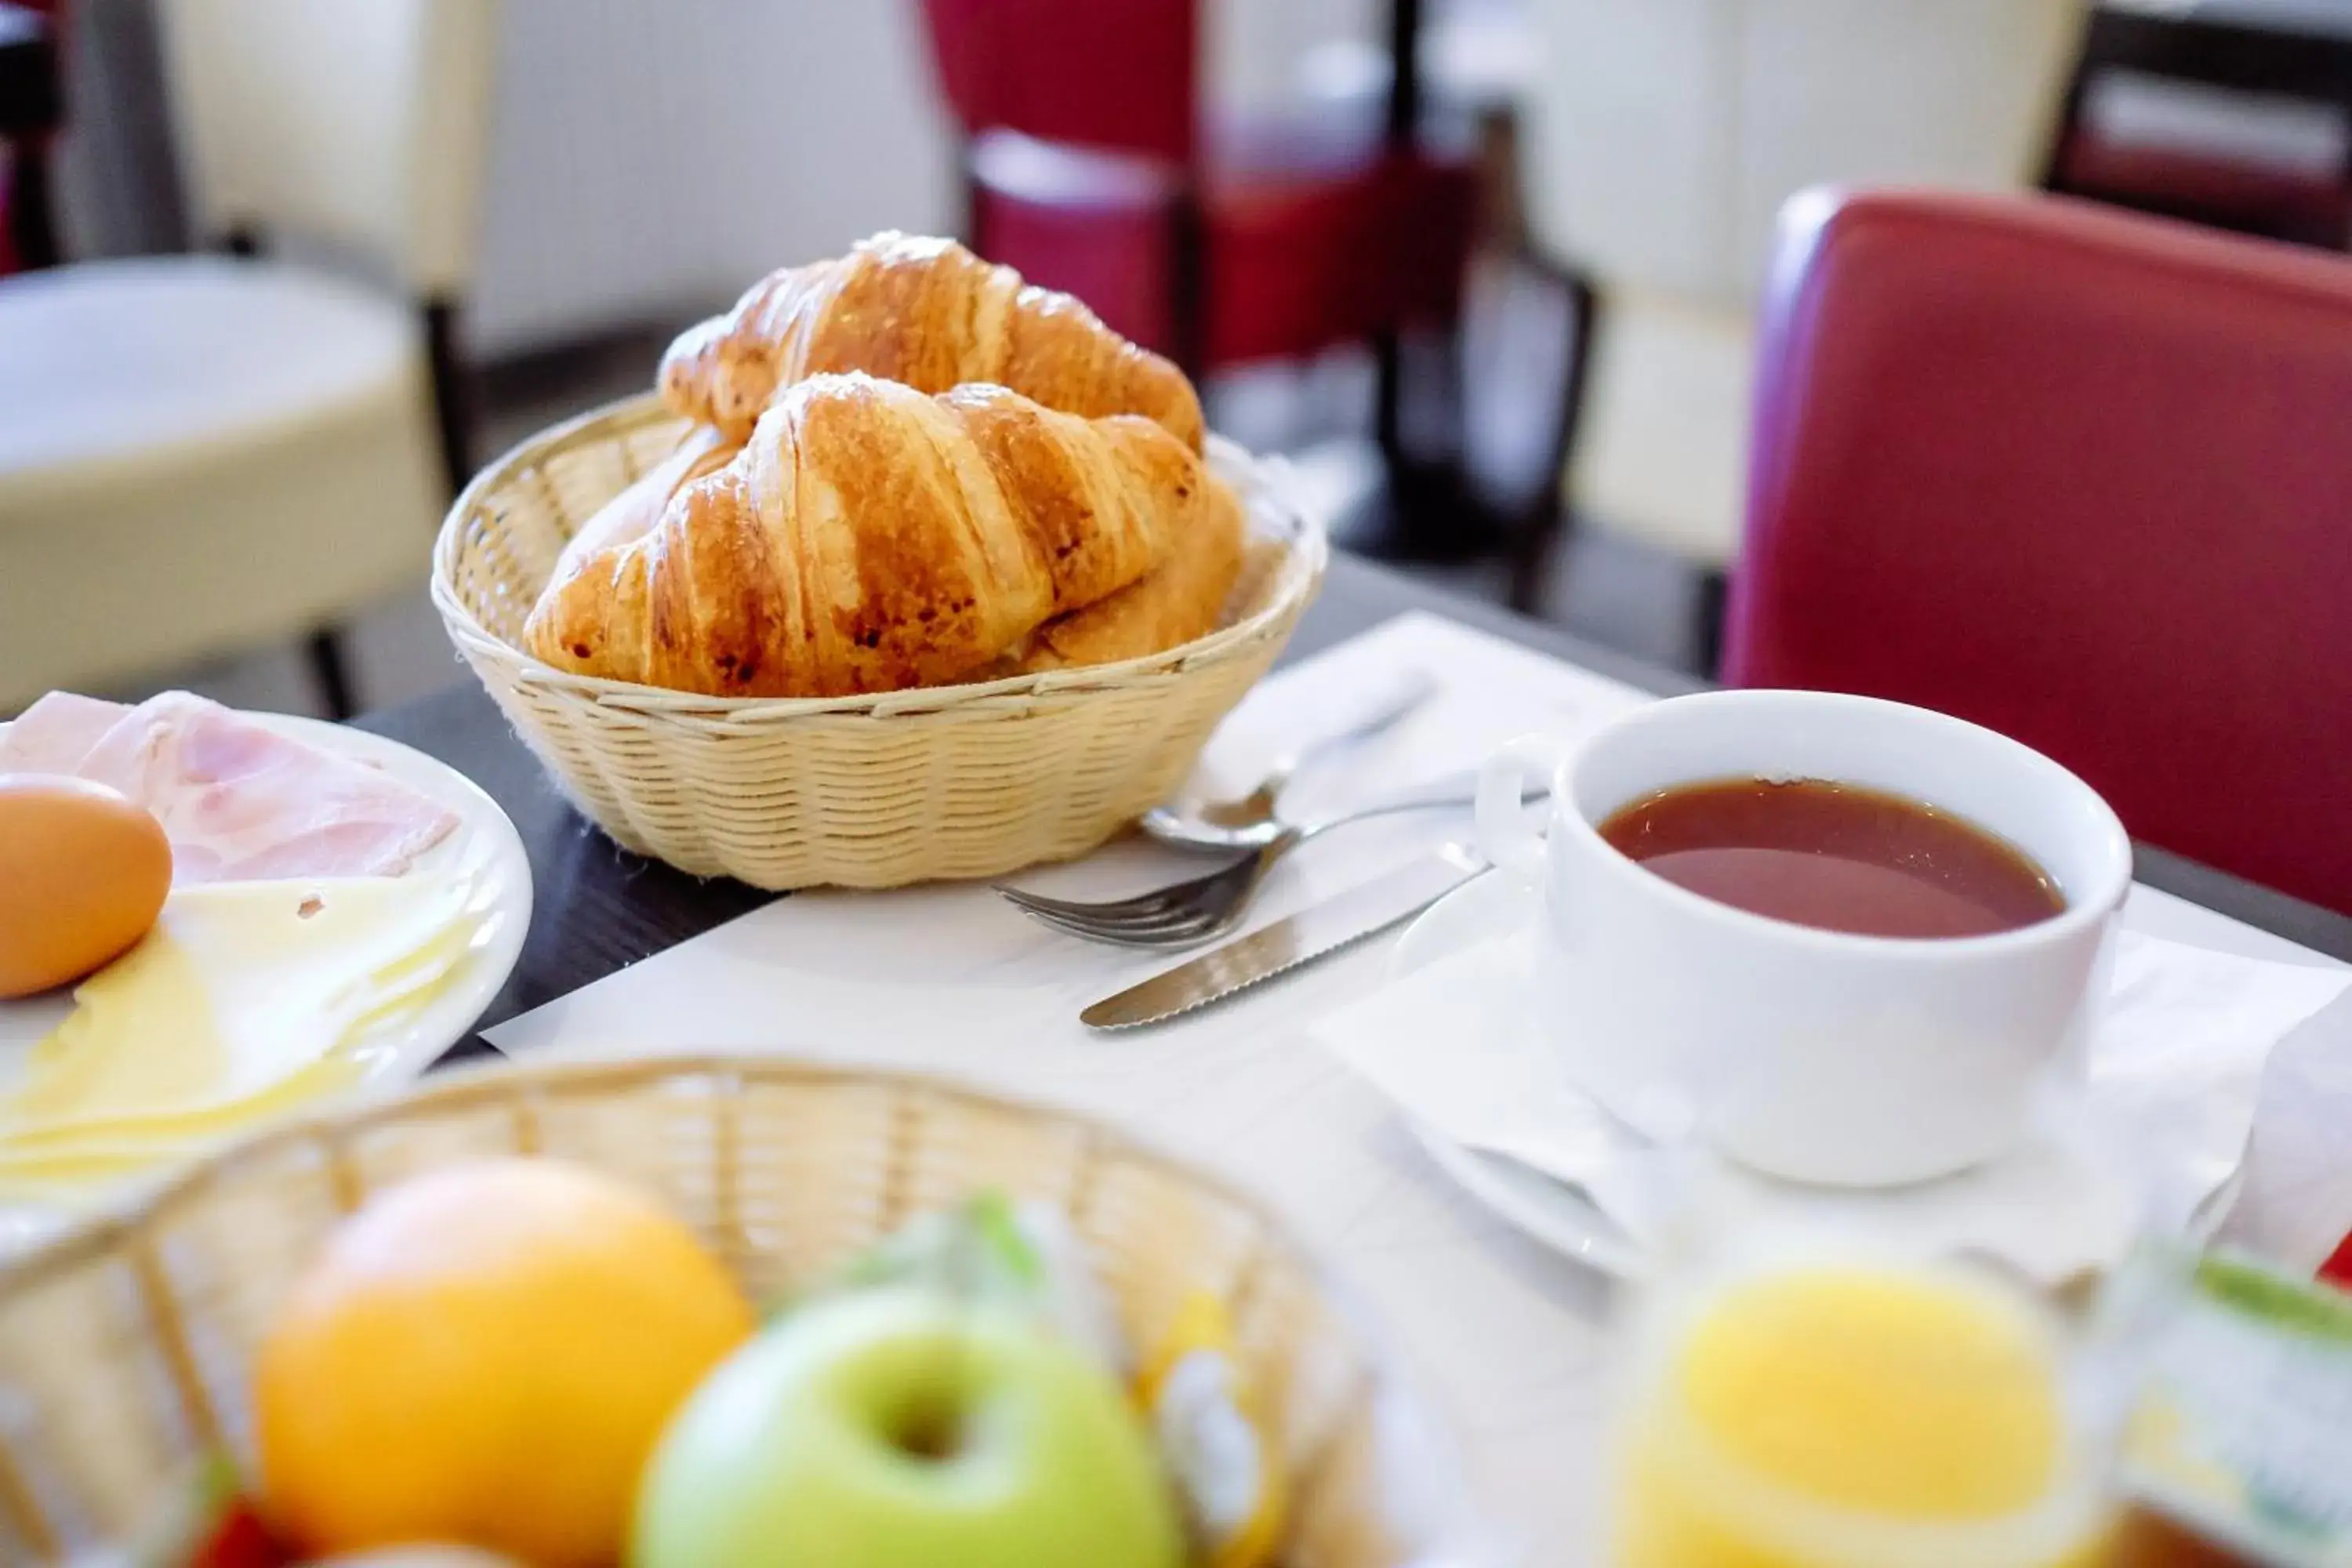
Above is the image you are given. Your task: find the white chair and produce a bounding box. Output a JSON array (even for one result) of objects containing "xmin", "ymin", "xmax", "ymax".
[
  {"xmin": 1515, "ymin": 0, "xmax": 2087, "ymax": 646},
  {"xmin": 0, "ymin": 0, "xmax": 498, "ymax": 717}
]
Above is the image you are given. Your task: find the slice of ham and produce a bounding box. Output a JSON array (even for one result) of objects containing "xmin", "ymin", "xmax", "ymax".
[
  {"xmin": 0, "ymin": 691, "xmax": 459, "ymax": 884},
  {"xmin": 0, "ymin": 691, "xmax": 128, "ymax": 773}
]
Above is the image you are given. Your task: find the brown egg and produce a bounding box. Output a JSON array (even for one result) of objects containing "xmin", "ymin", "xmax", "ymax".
[{"xmin": 0, "ymin": 775, "xmax": 172, "ymax": 998}]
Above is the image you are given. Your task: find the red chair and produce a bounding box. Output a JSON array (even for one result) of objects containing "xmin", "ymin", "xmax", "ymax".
[
  {"xmin": 1725, "ymin": 189, "xmax": 2352, "ymax": 915},
  {"xmin": 913, "ymin": 0, "xmax": 1477, "ymax": 448},
  {"xmin": 2044, "ymin": 5, "xmax": 2352, "ymax": 253}
]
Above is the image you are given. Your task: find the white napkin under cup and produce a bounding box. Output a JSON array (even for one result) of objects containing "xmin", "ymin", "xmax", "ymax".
[{"xmin": 1313, "ymin": 888, "xmax": 2352, "ymax": 1283}]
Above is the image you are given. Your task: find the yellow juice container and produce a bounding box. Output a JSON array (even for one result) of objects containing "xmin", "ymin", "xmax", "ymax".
[{"xmin": 1611, "ymin": 1254, "xmax": 2117, "ymax": 1568}]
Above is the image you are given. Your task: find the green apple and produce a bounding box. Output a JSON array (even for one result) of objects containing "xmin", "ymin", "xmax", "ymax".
[{"xmin": 632, "ymin": 1289, "xmax": 1185, "ymax": 1568}]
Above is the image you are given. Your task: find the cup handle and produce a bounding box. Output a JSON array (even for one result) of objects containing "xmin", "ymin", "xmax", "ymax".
[{"xmin": 1476, "ymin": 734, "xmax": 1570, "ymax": 881}]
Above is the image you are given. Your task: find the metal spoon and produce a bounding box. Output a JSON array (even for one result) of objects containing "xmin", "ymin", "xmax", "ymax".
[
  {"xmin": 1140, "ymin": 769, "xmax": 1492, "ymax": 855},
  {"xmin": 1142, "ymin": 670, "xmax": 1438, "ymax": 847}
]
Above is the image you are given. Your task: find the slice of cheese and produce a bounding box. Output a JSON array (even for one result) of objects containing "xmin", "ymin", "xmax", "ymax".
[{"xmin": 0, "ymin": 875, "xmax": 479, "ymax": 1167}]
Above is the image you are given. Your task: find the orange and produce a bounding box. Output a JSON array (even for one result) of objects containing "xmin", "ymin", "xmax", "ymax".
[{"xmin": 255, "ymin": 1157, "xmax": 753, "ymax": 1566}]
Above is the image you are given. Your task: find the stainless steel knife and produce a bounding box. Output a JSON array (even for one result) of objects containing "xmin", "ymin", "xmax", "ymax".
[{"xmin": 1080, "ymin": 844, "xmax": 1487, "ymax": 1029}]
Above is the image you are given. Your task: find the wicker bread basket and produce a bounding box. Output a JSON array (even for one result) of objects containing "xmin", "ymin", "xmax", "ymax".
[
  {"xmin": 0, "ymin": 1056, "xmax": 1480, "ymax": 1566},
  {"xmin": 432, "ymin": 396, "xmax": 1327, "ymax": 891}
]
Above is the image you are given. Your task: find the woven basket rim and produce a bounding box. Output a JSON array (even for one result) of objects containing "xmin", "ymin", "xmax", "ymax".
[
  {"xmin": 0, "ymin": 1055, "xmax": 1357, "ymax": 1313},
  {"xmin": 430, "ymin": 394, "xmax": 1330, "ymax": 720}
]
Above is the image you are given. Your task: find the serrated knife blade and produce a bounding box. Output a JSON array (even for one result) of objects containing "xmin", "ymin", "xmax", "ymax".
[{"xmin": 1080, "ymin": 844, "xmax": 1487, "ymax": 1029}]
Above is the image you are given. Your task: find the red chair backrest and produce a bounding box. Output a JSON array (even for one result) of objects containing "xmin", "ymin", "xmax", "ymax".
[
  {"xmin": 1726, "ymin": 189, "xmax": 2352, "ymax": 914},
  {"xmin": 916, "ymin": 0, "xmax": 1197, "ymax": 165}
]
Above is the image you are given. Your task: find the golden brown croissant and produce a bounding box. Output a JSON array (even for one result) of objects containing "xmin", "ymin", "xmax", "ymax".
[
  {"xmin": 1021, "ymin": 474, "xmax": 1244, "ymax": 670},
  {"xmin": 547, "ymin": 425, "xmax": 739, "ymax": 586},
  {"xmin": 525, "ymin": 373, "xmax": 1225, "ymax": 698},
  {"xmin": 659, "ymin": 232, "xmax": 1204, "ymax": 452}
]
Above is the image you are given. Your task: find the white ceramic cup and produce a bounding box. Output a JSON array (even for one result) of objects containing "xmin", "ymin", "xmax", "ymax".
[{"xmin": 1474, "ymin": 691, "xmax": 2132, "ymax": 1187}]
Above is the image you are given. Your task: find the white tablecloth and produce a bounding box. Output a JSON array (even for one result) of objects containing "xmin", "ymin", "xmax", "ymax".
[{"xmin": 488, "ymin": 611, "xmax": 2352, "ymax": 1563}]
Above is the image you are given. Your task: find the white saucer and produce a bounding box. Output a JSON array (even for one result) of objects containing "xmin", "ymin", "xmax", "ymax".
[
  {"xmin": 1385, "ymin": 873, "xmax": 2235, "ymax": 1282},
  {"xmin": 1388, "ymin": 872, "xmax": 1642, "ymax": 1277},
  {"xmin": 0, "ymin": 710, "xmax": 532, "ymax": 1243}
]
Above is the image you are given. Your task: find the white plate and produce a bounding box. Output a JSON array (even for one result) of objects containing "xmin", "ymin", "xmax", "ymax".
[
  {"xmin": 1388, "ymin": 872, "xmax": 1643, "ymax": 1278},
  {"xmin": 0, "ymin": 710, "xmax": 531, "ymax": 1240}
]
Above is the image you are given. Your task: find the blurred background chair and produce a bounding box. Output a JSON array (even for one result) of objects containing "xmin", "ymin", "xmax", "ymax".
[
  {"xmin": 2049, "ymin": 0, "xmax": 2352, "ymax": 252},
  {"xmin": 1512, "ymin": 0, "xmax": 2089, "ymax": 662},
  {"xmin": 0, "ymin": 0, "xmax": 63, "ymax": 274},
  {"xmin": 0, "ymin": 0, "xmax": 495, "ymax": 717},
  {"xmin": 914, "ymin": 0, "xmax": 1480, "ymax": 554},
  {"xmin": 1726, "ymin": 187, "xmax": 2352, "ymax": 914},
  {"xmin": 26, "ymin": 0, "xmax": 2351, "ymax": 708}
]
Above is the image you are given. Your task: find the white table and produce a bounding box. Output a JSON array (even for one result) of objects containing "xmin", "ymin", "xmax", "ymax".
[{"xmin": 484, "ymin": 608, "xmax": 2352, "ymax": 1564}]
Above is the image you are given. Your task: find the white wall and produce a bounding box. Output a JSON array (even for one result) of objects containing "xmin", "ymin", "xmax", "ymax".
[
  {"xmin": 1211, "ymin": 0, "xmax": 1380, "ymax": 116},
  {"xmin": 463, "ymin": 0, "xmax": 958, "ymax": 355}
]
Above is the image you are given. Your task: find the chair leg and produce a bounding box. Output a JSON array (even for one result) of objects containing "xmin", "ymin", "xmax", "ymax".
[
  {"xmin": 1372, "ymin": 329, "xmax": 1406, "ymax": 468},
  {"xmin": 1503, "ymin": 499, "xmax": 1562, "ymax": 615},
  {"xmin": 1167, "ymin": 187, "xmax": 1208, "ymax": 380},
  {"xmin": 1693, "ymin": 568, "xmax": 1729, "ymax": 681},
  {"xmin": 2036, "ymin": 24, "xmax": 2096, "ymax": 191},
  {"xmin": 307, "ymin": 628, "xmax": 358, "ymax": 720},
  {"xmin": 1372, "ymin": 0, "xmax": 1422, "ymax": 516},
  {"xmin": 1504, "ymin": 253, "xmax": 1599, "ymax": 614},
  {"xmin": 1368, "ymin": 326, "xmax": 1418, "ymax": 543},
  {"xmin": 6, "ymin": 137, "xmax": 62, "ymax": 269},
  {"xmin": 422, "ymin": 299, "xmax": 477, "ymax": 499}
]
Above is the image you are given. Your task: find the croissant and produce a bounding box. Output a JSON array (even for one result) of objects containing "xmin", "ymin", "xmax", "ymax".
[
  {"xmin": 547, "ymin": 424, "xmax": 738, "ymax": 586},
  {"xmin": 1020, "ymin": 474, "xmax": 1243, "ymax": 671},
  {"xmin": 525, "ymin": 373, "xmax": 1227, "ymax": 698},
  {"xmin": 659, "ymin": 232, "xmax": 1204, "ymax": 452}
]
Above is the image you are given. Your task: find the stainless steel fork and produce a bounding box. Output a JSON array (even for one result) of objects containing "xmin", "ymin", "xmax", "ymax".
[{"xmin": 997, "ymin": 774, "xmax": 1543, "ymax": 948}]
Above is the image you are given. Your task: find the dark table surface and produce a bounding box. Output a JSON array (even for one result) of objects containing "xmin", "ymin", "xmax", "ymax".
[{"xmin": 361, "ymin": 553, "xmax": 2352, "ymax": 1067}]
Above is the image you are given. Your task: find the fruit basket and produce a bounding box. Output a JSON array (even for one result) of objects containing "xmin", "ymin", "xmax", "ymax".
[
  {"xmin": 0, "ymin": 1056, "xmax": 1483, "ymax": 1566},
  {"xmin": 432, "ymin": 396, "xmax": 1328, "ymax": 891}
]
